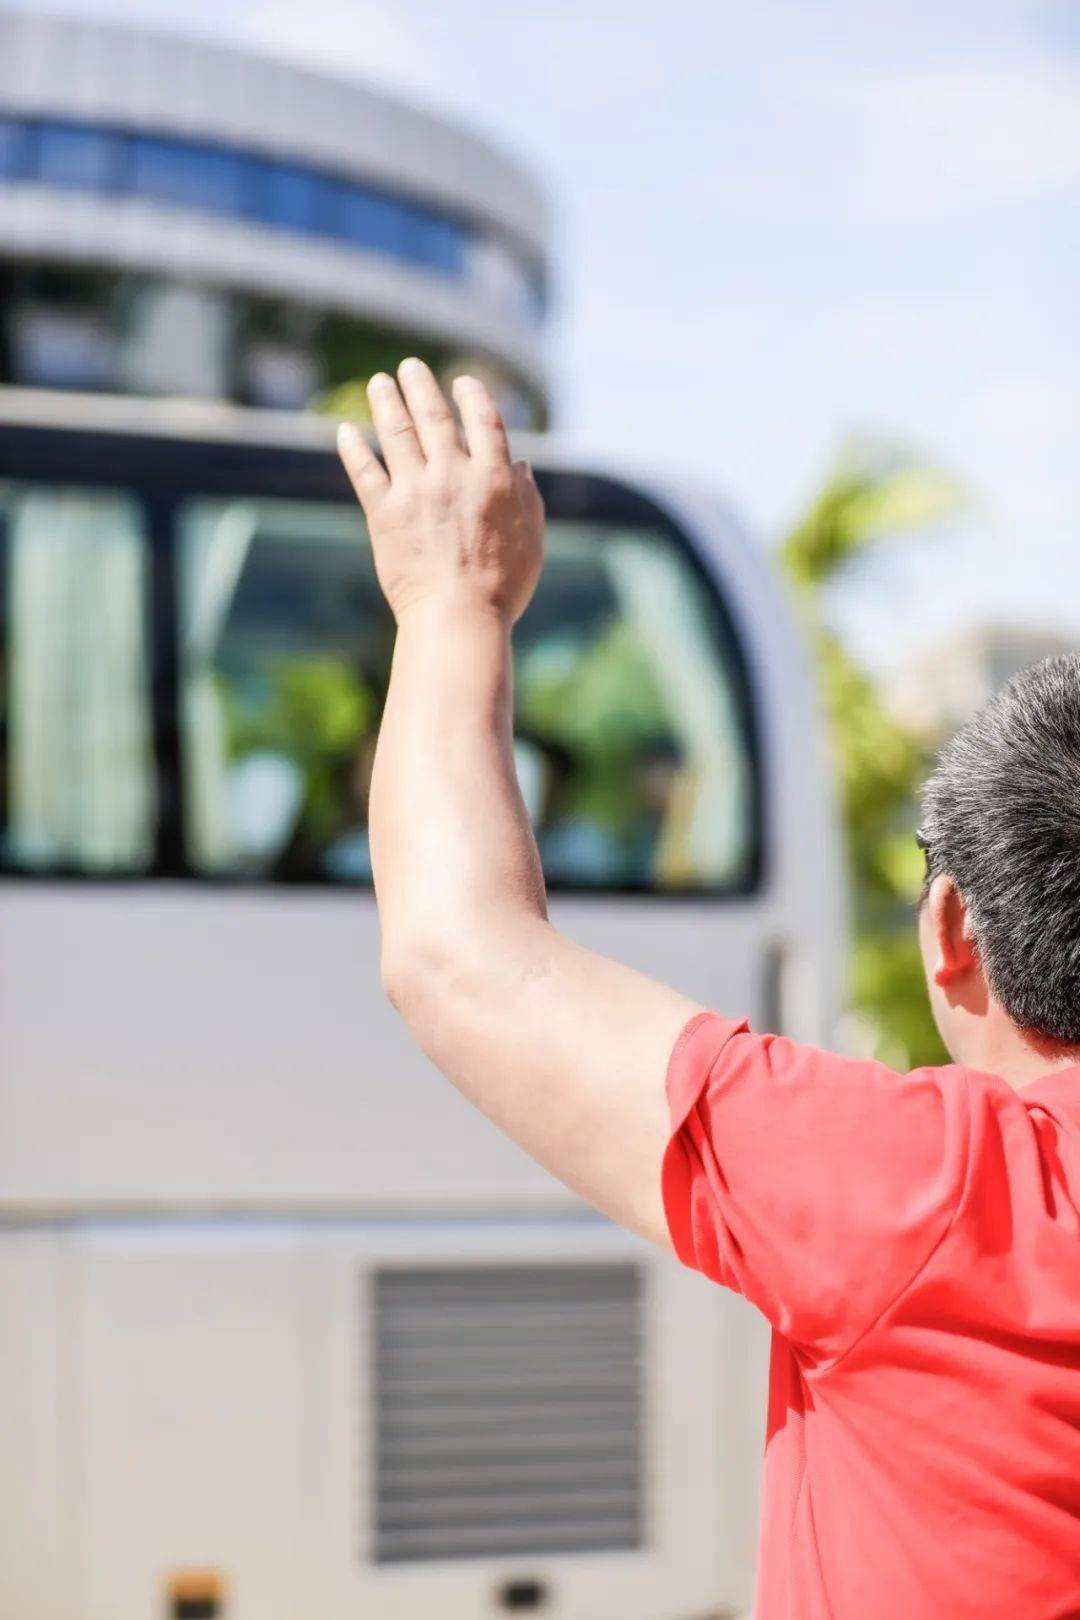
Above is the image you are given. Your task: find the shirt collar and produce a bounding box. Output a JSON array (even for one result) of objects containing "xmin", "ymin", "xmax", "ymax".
[{"xmin": 1020, "ymin": 1065, "xmax": 1080, "ymax": 1124}]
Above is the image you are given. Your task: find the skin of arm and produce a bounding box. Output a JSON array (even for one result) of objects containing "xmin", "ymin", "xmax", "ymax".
[{"xmin": 338, "ymin": 359, "xmax": 703, "ymax": 1247}]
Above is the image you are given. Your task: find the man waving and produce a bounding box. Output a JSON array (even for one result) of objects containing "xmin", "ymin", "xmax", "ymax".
[{"xmin": 339, "ymin": 359, "xmax": 1080, "ymax": 1620}]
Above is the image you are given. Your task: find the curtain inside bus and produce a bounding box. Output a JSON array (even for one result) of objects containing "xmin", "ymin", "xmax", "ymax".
[{"xmin": 0, "ymin": 482, "xmax": 153, "ymax": 871}]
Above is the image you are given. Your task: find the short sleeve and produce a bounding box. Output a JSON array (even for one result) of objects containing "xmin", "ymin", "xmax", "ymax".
[{"xmin": 661, "ymin": 1013, "xmax": 973, "ymax": 1363}]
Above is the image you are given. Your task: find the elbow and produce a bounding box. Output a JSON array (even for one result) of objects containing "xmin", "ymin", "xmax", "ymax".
[
  {"xmin": 380, "ymin": 912, "xmax": 540, "ymax": 1035},
  {"xmin": 379, "ymin": 948, "xmax": 408, "ymax": 1013},
  {"xmin": 380, "ymin": 930, "xmax": 454, "ymax": 1026}
]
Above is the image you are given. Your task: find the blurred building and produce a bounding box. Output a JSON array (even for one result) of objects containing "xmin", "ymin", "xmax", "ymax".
[
  {"xmin": 888, "ymin": 624, "xmax": 1077, "ymax": 739},
  {"xmin": 0, "ymin": 9, "xmax": 549, "ymax": 422}
]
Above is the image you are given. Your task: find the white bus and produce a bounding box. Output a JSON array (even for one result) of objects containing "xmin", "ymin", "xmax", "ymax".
[{"xmin": 0, "ymin": 390, "xmax": 843, "ymax": 1620}]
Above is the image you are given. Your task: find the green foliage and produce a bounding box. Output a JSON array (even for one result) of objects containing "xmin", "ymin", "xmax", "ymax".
[
  {"xmin": 781, "ymin": 443, "xmax": 961, "ymax": 592},
  {"xmin": 317, "ymin": 378, "xmax": 376, "ymax": 425},
  {"xmin": 517, "ymin": 621, "xmax": 669, "ymax": 839},
  {"xmin": 311, "ymin": 317, "xmax": 452, "ymax": 413},
  {"xmin": 222, "ymin": 656, "xmax": 375, "ymax": 840},
  {"xmin": 519, "ymin": 621, "xmax": 667, "ymax": 754},
  {"xmin": 851, "ymin": 929, "xmax": 945, "ymax": 1072},
  {"xmin": 813, "ymin": 632, "xmax": 926, "ymax": 926},
  {"xmin": 779, "ymin": 441, "xmax": 964, "ymax": 1069}
]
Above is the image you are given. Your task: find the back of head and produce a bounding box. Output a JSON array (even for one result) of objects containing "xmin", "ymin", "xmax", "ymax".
[{"xmin": 920, "ymin": 651, "xmax": 1080, "ymax": 1047}]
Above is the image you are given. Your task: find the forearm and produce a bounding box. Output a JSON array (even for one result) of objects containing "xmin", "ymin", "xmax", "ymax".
[
  {"xmin": 369, "ymin": 597, "xmax": 698, "ymax": 1236},
  {"xmin": 370, "ymin": 596, "xmax": 547, "ymax": 985}
]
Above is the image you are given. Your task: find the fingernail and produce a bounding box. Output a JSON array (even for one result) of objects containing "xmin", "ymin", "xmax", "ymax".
[
  {"xmin": 453, "ymin": 374, "xmax": 478, "ymax": 389},
  {"xmin": 368, "ymin": 372, "xmax": 393, "ymax": 392},
  {"xmin": 399, "ymin": 356, "xmax": 426, "ymax": 373},
  {"xmin": 337, "ymin": 422, "xmax": 360, "ymax": 452}
]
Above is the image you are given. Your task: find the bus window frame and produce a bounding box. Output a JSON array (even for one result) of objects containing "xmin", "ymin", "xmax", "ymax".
[{"xmin": 0, "ymin": 421, "xmax": 765, "ymax": 898}]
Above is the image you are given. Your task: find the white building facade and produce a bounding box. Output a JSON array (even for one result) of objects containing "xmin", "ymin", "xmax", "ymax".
[{"xmin": 0, "ymin": 9, "xmax": 549, "ymax": 422}]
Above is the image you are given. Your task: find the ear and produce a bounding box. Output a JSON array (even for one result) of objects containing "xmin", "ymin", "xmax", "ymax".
[{"xmin": 926, "ymin": 873, "xmax": 978, "ymax": 987}]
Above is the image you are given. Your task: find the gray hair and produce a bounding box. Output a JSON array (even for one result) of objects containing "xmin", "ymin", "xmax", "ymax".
[{"xmin": 919, "ymin": 651, "xmax": 1080, "ymax": 1045}]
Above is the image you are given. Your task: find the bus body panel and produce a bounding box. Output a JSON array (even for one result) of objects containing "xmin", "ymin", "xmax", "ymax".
[
  {"xmin": 1, "ymin": 1218, "xmax": 769, "ymax": 1620},
  {"xmin": 0, "ymin": 887, "xmax": 771, "ymax": 1210}
]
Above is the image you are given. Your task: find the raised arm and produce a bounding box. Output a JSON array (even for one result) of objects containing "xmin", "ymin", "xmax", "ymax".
[{"xmin": 338, "ymin": 359, "xmax": 702, "ymax": 1245}]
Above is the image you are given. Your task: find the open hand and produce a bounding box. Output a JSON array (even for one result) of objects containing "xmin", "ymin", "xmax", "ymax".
[{"xmin": 337, "ymin": 359, "xmax": 545, "ymax": 625}]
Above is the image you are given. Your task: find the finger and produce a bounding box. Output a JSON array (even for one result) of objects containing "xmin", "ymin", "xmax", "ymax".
[
  {"xmin": 397, "ymin": 356, "xmax": 462, "ymax": 462},
  {"xmin": 514, "ymin": 457, "xmax": 544, "ymax": 518},
  {"xmin": 512, "ymin": 456, "xmax": 541, "ymax": 509},
  {"xmin": 337, "ymin": 422, "xmax": 389, "ymax": 512},
  {"xmin": 452, "ymin": 374, "xmax": 511, "ymax": 466},
  {"xmin": 367, "ymin": 371, "xmax": 424, "ymax": 477}
]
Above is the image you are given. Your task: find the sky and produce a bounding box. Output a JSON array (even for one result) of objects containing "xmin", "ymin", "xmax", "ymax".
[{"xmin": 9, "ymin": 0, "xmax": 1080, "ymax": 670}]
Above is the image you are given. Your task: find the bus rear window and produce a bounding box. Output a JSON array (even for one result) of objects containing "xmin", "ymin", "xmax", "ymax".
[{"xmin": 178, "ymin": 495, "xmax": 755, "ymax": 893}]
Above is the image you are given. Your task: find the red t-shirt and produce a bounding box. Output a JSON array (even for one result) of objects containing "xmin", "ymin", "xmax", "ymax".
[{"xmin": 662, "ymin": 1012, "xmax": 1080, "ymax": 1620}]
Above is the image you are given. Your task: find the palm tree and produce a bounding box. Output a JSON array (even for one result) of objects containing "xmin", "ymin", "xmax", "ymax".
[{"xmin": 779, "ymin": 441, "xmax": 964, "ymax": 1068}]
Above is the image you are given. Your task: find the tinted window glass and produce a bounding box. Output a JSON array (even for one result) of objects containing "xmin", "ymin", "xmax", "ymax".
[
  {"xmin": 0, "ymin": 114, "xmax": 542, "ymax": 309},
  {"xmin": 0, "ymin": 117, "xmax": 33, "ymax": 180},
  {"xmin": 0, "ymin": 482, "xmax": 155, "ymax": 872},
  {"xmin": 131, "ymin": 135, "xmax": 243, "ymax": 215},
  {"xmin": 252, "ymin": 160, "xmax": 321, "ymax": 233},
  {"xmin": 38, "ymin": 122, "xmax": 119, "ymax": 189},
  {"xmin": 178, "ymin": 497, "xmax": 754, "ymax": 891},
  {"xmin": 332, "ymin": 182, "xmax": 408, "ymax": 255},
  {"xmin": 404, "ymin": 208, "xmax": 465, "ymax": 274}
]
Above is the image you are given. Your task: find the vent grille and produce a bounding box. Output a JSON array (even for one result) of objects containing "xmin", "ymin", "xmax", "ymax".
[{"xmin": 371, "ymin": 1262, "xmax": 644, "ymax": 1564}]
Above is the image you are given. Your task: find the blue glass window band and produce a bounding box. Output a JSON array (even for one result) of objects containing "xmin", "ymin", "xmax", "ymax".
[{"xmin": 0, "ymin": 113, "xmax": 544, "ymax": 315}]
